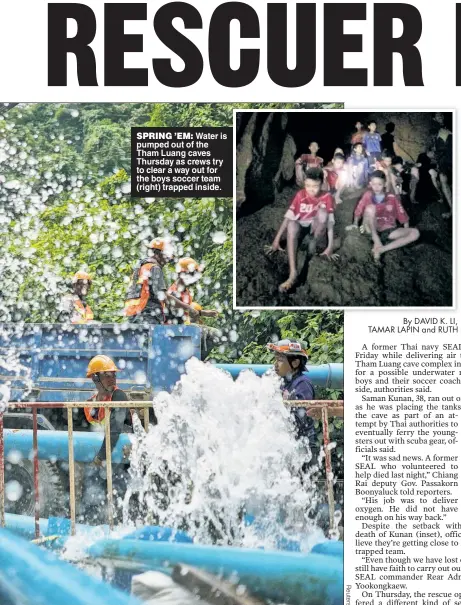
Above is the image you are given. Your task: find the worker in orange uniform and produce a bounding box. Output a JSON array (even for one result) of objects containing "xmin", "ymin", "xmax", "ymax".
[
  {"xmin": 59, "ymin": 271, "xmax": 94, "ymax": 324},
  {"xmin": 167, "ymin": 257, "xmax": 219, "ymax": 325},
  {"xmin": 84, "ymin": 355, "xmax": 135, "ymax": 467},
  {"xmin": 124, "ymin": 239, "xmax": 200, "ymax": 324}
]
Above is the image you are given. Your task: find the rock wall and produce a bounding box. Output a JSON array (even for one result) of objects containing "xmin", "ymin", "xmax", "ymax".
[
  {"xmin": 235, "ymin": 112, "xmax": 297, "ymax": 213},
  {"xmin": 365, "ymin": 112, "xmax": 434, "ymax": 162}
]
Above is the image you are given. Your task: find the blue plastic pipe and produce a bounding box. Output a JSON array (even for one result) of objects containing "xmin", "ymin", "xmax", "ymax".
[
  {"xmin": 4, "ymin": 514, "xmax": 111, "ymax": 550},
  {"xmin": 4, "ymin": 512, "xmax": 343, "ymax": 605},
  {"xmin": 4, "ymin": 363, "xmax": 342, "ymax": 462},
  {"xmin": 88, "ymin": 539, "xmax": 343, "ymax": 605},
  {"xmin": 0, "ymin": 527, "xmax": 143, "ymax": 605},
  {"xmin": 215, "ymin": 362, "xmax": 343, "ymax": 389},
  {"xmin": 5, "ymin": 512, "xmax": 342, "ymax": 559},
  {"xmin": 4, "ymin": 429, "xmax": 130, "ymax": 463},
  {"xmin": 4, "ymin": 513, "xmax": 50, "ymax": 539},
  {"xmin": 312, "ymin": 540, "xmax": 344, "ymax": 558}
]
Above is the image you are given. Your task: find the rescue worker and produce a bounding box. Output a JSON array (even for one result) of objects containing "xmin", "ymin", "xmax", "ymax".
[
  {"xmin": 266, "ymin": 339, "xmax": 319, "ymax": 464},
  {"xmin": 266, "ymin": 338, "xmax": 335, "ymax": 532},
  {"xmin": 84, "ymin": 355, "xmax": 134, "ymax": 466},
  {"xmin": 59, "ymin": 271, "xmax": 94, "ymax": 324},
  {"xmin": 81, "ymin": 355, "xmax": 140, "ymax": 523},
  {"xmin": 167, "ymin": 257, "xmax": 219, "ymax": 325},
  {"xmin": 124, "ymin": 239, "xmax": 200, "ymax": 324}
]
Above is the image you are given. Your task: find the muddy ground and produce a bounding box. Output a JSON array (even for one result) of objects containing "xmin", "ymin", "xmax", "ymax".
[{"xmin": 236, "ymin": 186, "xmax": 453, "ymax": 307}]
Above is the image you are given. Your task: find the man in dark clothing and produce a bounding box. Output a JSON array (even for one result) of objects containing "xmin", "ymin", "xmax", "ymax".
[
  {"xmin": 267, "ymin": 339, "xmax": 319, "ymax": 464},
  {"xmin": 381, "ymin": 122, "xmax": 395, "ymax": 156},
  {"xmin": 267, "ymin": 339, "xmax": 337, "ymax": 534},
  {"xmin": 124, "ymin": 238, "xmax": 199, "ymax": 324}
]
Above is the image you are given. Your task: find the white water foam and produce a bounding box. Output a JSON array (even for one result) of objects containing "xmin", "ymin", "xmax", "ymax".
[{"xmin": 124, "ymin": 358, "xmax": 325, "ymax": 549}]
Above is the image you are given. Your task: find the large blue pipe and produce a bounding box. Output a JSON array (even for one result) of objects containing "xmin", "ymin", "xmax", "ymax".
[
  {"xmin": 4, "ymin": 513, "xmax": 111, "ymax": 542},
  {"xmin": 4, "ymin": 512, "xmax": 343, "ymax": 605},
  {"xmin": 4, "ymin": 362, "xmax": 342, "ymax": 462},
  {"xmin": 4, "ymin": 429, "xmax": 129, "ymax": 463},
  {"xmin": 5, "ymin": 512, "xmax": 342, "ymax": 559},
  {"xmin": 4, "ymin": 512, "xmax": 343, "ymax": 559},
  {"xmin": 0, "ymin": 527, "xmax": 143, "ymax": 605},
  {"xmin": 88, "ymin": 538, "xmax": 343, "ymax": 605},
  {"xmin": 215, "ymin": 362, "xmax": 343, "ymax": 389}
]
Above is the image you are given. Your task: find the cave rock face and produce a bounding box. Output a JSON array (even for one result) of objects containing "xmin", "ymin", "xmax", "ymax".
[
  {"xmin": 373, "ymin": 112, "xmax": 435, "ymax": 161},
  {"xmin": 236, "ymin": 112, "xmax": 296, "ymax": 211}
]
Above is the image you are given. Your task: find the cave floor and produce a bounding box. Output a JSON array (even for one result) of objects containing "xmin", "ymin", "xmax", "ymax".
[{"xmin": 235, "ymin": 183, "xmax": 453, "ymax": 307}]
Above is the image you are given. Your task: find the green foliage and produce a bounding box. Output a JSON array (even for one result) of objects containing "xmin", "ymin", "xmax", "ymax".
[
  {"xmin": 1, "ymin": 101, "xmax": 344, "ymax": 474},
  {"xmin": 233, "ymin": 310, "xmax": 343, "ymax": 399},
  {"xmin": 1, "ymin": 102, "xmax": 343, "ymax": 369}
]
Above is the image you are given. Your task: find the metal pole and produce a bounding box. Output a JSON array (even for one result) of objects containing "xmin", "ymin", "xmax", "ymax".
[
  {"xmin": 143, "ymin": 407, "xmax": 149, "ymax": 432},
  {"xmin": 104, "ymin": 408, "xmax": 114, "ymax": 530},
  {"xmin": 321, "ymin": 405, "xmax": 335, "ymax": 533},
  {"xmin": 67, "ymin": 408, "xmax": 76, "ymax": 536},
  {"xmin": 32, "ymin": 408, "xmax": 40, "ymax": 539},
  {"xmin": 0, "ymin": 412, "xmax": 4, "ymax": 527}
]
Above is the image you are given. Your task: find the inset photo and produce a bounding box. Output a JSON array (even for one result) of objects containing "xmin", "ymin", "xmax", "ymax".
[{"xmin": 234, "ymin": 110, "xmax": 453, "ymax": 308}]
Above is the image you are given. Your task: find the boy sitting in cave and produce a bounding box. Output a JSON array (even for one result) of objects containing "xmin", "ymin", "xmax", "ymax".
[
  {"xmin": 295, "ymin": 141, "xmax": 324, "ymax": 187},
  {"xmin": 374, "ymin": 149, "xmax": 394, "ymax": 190},
  {"xmin": 351, "ymin": 121, "xmax": 365, "ymax": 145},
  {"xmin": 323, "ymin": 153, "xmax": 347, "ymax": 205},
  {"xmin": 346, "ymin": 143, "xmax": 369, "ymax": 188},
  {"xmin": 346, "ymin": 170, "xmax": 420, "ymax": 262},
  {"xmin": 266, "ymin": 167, "xmax": 338, "ymax": 292},
  {"xmin": 390, "ymin": 156, "xmax": 419, "ymax": 204},
  {"xmin": 376, "ymin": 150, "xmax": 419, "ymax": 204}
]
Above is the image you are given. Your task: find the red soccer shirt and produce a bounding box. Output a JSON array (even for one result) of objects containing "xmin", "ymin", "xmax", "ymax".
[
  {"xmin": 285, "ymin": 190, "xmax": 335, "ymax": 224},
  {"xmin": 299, "ymin": 154, "xmax": 324, "ymax": 169},
  {"xmin": 354, "ymin": 191, "xmax": 409, "ymax": 231},
  {"xmin": 351, "ymin": 131, "xmax": 365, "ymax": 145},
  {"xmin": 324, "ymin": 167, "xmax": 345, "ymax": 191}
]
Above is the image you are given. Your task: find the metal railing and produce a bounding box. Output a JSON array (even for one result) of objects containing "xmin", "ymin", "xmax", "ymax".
[{"xmin": 0, "ymin": 399, "xmax": 343, "ymax": 537}]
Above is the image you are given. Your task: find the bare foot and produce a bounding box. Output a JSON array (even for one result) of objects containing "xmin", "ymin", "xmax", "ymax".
[{"xmin": 279, "ymin": 275, "xmax": 297, "ymax": 292}]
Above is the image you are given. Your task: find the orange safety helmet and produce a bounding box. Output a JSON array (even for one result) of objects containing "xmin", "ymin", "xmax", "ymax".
[
  {"xmin": 86, "ymin": 355, "xmax": 120, "ymax": 377},
  {"xmin": 267, "ymin": 339, "xmax": 308, "ymax": 360},
  {"xmin": 190, "ymin": 302, "xmax": 202, "ymax": 312},
  {"xmin": 72, "ymin": 271, "xmax": 92, "ymax": 284},
  {"xmin": 177, "ymin": 257, "xmax": 200, "ymax": 273},
  {"xmin": 147, "ymin": 238, "xmax": 166, "ymax": 251}
]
